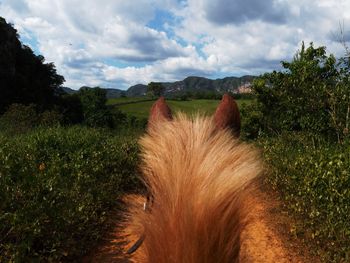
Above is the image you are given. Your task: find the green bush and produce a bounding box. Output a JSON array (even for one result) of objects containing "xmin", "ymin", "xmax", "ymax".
[
  {"xmin": 124, "ymin": 115, "xmax": 148, "ymax": 130},
  {"xmin": 245, "ymin": 42, "xmax": 350, "ymax": 141},
  {"xmin": 57, "ymin": 94, "xmax": 84, "ymax": 125},
  {"xmin": 0, "ymin": 103, "xmax": 39, "ymax": 133},
  {"xmin": 78, "ymin": 87, "xmax": 114, "ymax": 128},
  {"xmin": 0, "ymin": 104, "xmax": 66, "ymax": 135},
  {"xmin": 39, "ymin": 109, "xmax": 64, "ymax": 127},
  {"xmin": 0, "ymin": 126, "xmax": 140, "ymax": 261},
  {"xmin": 260, "ymin": 133, "xmax": 350, "ymax": 261},
  {"xmin": 240, "ymin": 101, "xmax": 264, "ymax": 139}
]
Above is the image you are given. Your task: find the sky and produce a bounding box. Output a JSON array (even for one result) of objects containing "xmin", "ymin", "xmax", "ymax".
[{"xmin": 1, "ymin": 0, "xmax": 350, "ymax": 90}]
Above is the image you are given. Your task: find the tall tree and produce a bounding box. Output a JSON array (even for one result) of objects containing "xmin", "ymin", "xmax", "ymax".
[
  {"xmin": 147, "ymin": 82, "xmax": 165, "ymax": 97},
  {"xmin": 0, "ymin": 17, "xmax": 65, "ymax": 113},
  {"xmin": 78, "ymin": 87, "xmax": 113, "ymax": 127},
  {"xmin": 249, "ymin": 42, "xmax": 344, "ymax": 138}
]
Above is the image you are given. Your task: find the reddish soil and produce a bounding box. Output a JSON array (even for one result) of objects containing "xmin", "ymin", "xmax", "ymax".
[{"xmin": 82, "ymin": 186, "xmax": 317, "ymax": 263}]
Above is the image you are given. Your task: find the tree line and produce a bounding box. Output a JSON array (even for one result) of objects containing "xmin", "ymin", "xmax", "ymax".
[
  {"xmin": 0, "ymin": 17, "xmax": 64, "ymax": 114},
  {"xmin": 0, "ymin": 17, "xmax": 128, "ymax": 132}
]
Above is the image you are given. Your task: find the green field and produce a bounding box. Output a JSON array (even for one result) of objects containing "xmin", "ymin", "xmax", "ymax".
[
  {"xmin": 106, "ymin": 97, "xmax": 152, "ymax": 105},
  {"xmin": 109, "ymin": 98, "xmax": 251, "ymax": 119}
]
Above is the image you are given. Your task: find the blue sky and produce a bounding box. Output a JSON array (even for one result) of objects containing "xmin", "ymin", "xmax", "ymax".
[{"xmin": 1, "ymin": 0, "xmax": 349, "ymax": 90}]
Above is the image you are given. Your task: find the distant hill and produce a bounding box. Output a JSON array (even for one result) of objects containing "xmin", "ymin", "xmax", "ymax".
[
  {"xmin": 126, "ymin": 84, "xmax": 148, "ymax": 97},
  {"xmin": 104, "ymin": 88, "xmax": 124, "ymax": 99},
  {"xmin": 124, "ymin": 75, "xmax": 256, "ymax": 97},
  {"xmin": 61, "ymin": 86, "xmax": 124, "ymax": 99},
  {"xmin": 61, "ymin": 87, "xmax": 76, "ymax": 94},
  {"xmin": 61, "ymin": 75, "xmax": 256, "ymax": 98}
]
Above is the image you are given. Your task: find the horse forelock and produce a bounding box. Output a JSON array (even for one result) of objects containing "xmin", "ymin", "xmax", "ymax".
[{"xmin": 128, "ymin": 113, "xmax": 262, "ymax": 263}]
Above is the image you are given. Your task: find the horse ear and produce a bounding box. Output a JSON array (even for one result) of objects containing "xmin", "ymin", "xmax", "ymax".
[
  {"xmin": 149, "ymin": 97, "xmax": 173, "ymax": 125},
  {"xmin": 214, "ymin": 94, "xmax": 241, "ymax": 137}
]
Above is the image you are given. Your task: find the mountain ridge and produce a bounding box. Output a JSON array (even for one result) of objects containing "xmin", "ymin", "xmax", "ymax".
[{"xmin": 62, "ymin": 75, "xmax": 256, "ymax": 98}]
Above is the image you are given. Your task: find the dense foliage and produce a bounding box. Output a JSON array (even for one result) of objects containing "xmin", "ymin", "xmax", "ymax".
[
  {"xmin": 147, "ymin": 82, "xmax": 165, "ymax": 97},
  {"xmin": 172, "ymin": 90, "xmax": 222, "ymax": 100},
  {"xmin": 244, "ymin": 42, "xmax": 350, "ymax": 143},
  {"xmin": 57, "ymin": 93, "xmax": 84, "ymax": 125},
  {"xmin": 0, "ymin": 89, "xmax": 126, "ymax": 131},
  {"xmin": 0, "ymin": 17, "xmax": 64, "ymax": 114},
  {"xmin": 261, "ymin": 134, "xmax": 350, "ymax": 261},
  {"xmin": 0, "ymin": 127, "xmax": 140, "ymax": 261},
  {"xmin": 0, "ymin": 104, "xmax": 63, "ymax": 134},
  {"xmin": 78, "ymin": 87, "xmax": 114, "ymax": 128},
  {"xmin": 0, "ymin": 17, "xmax": 124, "ymax": 129},
  {"xmin": 241, "ymin": 42, "xmax": 350, "ymax": 261}
]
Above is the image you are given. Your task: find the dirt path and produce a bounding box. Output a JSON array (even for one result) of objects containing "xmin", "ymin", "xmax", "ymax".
[
  {"xmin": 82, "ymin": 187, "xmax": 316, "ymax": 263},
  {"xmin": 239, "ymin": 188, "xmax": 314, "ymax": 263}
]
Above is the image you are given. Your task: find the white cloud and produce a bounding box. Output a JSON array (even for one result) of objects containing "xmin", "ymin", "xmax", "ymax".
[
  {"xmin": 1, "ymin": 0, "xmax": 350, "ymax": 89},
  {"xmin": 174, "ymin": 0, "xmax": 350, "ymax": 74},
  {"xmin": 97, "ymin": 52, "xmax": 215, "ymax": 88}
]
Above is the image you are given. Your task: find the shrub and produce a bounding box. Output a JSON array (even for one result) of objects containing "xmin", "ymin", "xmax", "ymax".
[
  {"xmin": 240, "ymin": 101, "xmax": 264, "ymax": 140},
  {"xmin": 0, "ymin": 103, "xmax": 39, "ymax": 133},
  {"xmin": 78, "ymin": 87, "xmax": 113, "ymax": 128},
  {"xmin": 0, "ymin": 126, "xmax": 140, "ymax": 261},
  {"xmin": 260, "ymin": 133, "xmax": 350, "ymax": 261},
  {"xmin": 39, "ymin": 109, "xmax": 63, "ymax": 127},
  {"xmin": 0, "ymin": 104, "xmax": 66, "ymax": 134},
  {"xmin": 124, "ymin": 115, "xmax": 147, "ymax": 130},
  {"xmin": 57, "ymin": 94, "xmax": 84, "ymax": 125},
  {"xmin": 245, "ymin": 42, "xmax": 350, "ymax": 141}
]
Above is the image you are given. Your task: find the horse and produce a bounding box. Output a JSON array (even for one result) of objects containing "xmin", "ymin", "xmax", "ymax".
[{"xmin": 126, "ymin": 94, "xmax": 262, "ymax": 263}]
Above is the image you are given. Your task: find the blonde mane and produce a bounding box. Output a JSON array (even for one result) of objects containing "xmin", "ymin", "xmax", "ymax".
[{"xmin": 128, "ymin": 98, "xmax": 262, "ymax": 263}]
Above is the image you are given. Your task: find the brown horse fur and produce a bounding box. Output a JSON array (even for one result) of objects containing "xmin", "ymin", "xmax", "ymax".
[{"xmin": 127, "ymin": 94, "xmax": 262, "ymax": 263}]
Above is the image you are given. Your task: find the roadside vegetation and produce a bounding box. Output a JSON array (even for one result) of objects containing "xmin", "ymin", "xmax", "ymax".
[
  {"xmin": 242, "ymin": 42, "xmax": 350, "ymax": 262},
  {"xmin": 0, "ymin": 17, "xmax": 142, "ymax": 261},
  {"xmin": 0, "ymin": 127, "xmax": 140, "ymax": 261}
]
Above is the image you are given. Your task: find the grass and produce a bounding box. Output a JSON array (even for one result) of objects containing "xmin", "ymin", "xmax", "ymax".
[
  {"xmin": 106, "ymin": 97, "xmax": 152, "ymax": 105},
  {"xmin": 110, "ymin": 98, "xmax": 252, "ymax": 119}
]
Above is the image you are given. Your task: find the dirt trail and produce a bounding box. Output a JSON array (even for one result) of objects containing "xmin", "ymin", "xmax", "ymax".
[{"xmin": 82, "ymin": 187, "xmax": 315, "ymax": 263}]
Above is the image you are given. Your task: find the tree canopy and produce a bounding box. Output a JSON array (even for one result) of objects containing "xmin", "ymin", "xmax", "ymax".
[
  {"xmin": 244, "ymin": 42, "xmax": 350, "ymax": 142},
  {"xmin": 0, "ymin": 17, "xmax": 65, "ymax": 113},
  {"xmin": 147, "ymin": 82, "xmax": 165, "ymax": 97},
  {"xmin": 78, "ymin": 87, "xmax": 113, "ymax": 127}
]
